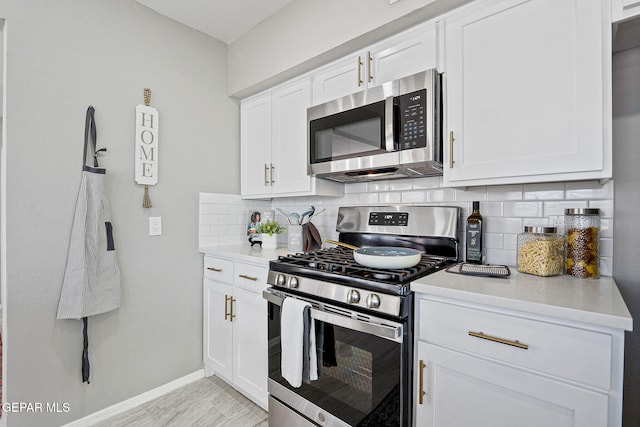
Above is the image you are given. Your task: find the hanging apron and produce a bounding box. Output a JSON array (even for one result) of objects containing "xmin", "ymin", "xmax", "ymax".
[{"xmin": 57, "ymin": 106, "xmax": 121, "ymax": 384}]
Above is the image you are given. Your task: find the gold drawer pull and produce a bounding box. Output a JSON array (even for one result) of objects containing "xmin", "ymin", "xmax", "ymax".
[
  {"xmin": 207, "ymin": 267, "xmax": 222, "ymax": 272},
  {"xmin": 238, "ymin": 274, "xmax": 258, "ymax": 281},
  {"xmin": 468, "ymin": 331, "xmax": 529, "ymax": 350},
  {"xmin": 419, "ymin": 359, "xmax": 426, "ymax": 404}
]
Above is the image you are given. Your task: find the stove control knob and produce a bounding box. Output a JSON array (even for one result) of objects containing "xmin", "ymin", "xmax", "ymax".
[
  {"xmin": 347, "ymin": 289, "xmax": 361, "ymax": 304},
  {"xmin": 288, "ymin": 277, "xmax": 299, "ymax": 288},
  {"xmin": 275, "ymin": 274, "xmax": 286, "ymax": 287},
  {"xmin": 366, "ymin": 294, "xmax": 381, "ymax": 309}
]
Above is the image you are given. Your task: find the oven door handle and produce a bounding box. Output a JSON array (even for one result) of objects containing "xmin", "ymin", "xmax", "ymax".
[{"xmin": 263, "ymin": 290, "xmax": 403, "ymax": 343}]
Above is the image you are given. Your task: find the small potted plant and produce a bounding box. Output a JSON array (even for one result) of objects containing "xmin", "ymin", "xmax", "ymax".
[{"xmin": 256, "ymin": 219, "xmax": 285, "ymax": 249}]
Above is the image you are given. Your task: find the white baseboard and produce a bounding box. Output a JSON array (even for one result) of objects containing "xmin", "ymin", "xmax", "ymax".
[{"xmin": 62, "ymin": 369, "xmax": 205, "ymax": 427}]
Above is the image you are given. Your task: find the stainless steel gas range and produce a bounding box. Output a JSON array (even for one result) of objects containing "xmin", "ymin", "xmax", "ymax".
[{"xmin": 263, "ymin": 205, "xmax": 460, "ymax": 426}]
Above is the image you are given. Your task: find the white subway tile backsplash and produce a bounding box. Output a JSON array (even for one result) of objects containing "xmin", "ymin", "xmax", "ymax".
[
  {"xmin": 600, "ymin": 237, "xmax": 613, "ymax": 257},
  {"xmin": 426, "ymin": 188, "xmax": 456, "ymax": 202},
  {"xmin": 600, "ymin": 218, "xmax": 613, "ymax": 238},
  {"xmin": 389, "ymin": 180, "xmax": 413, "ymax": 191},
  {"xmin": 589, "ymin": 200, "xmax": 614, "ymax": 218},
  {"xmin": 358, "ymin": 192, "xmax": 379, "ymax": 205},
  {"xmin": 485, "ymin": 217, "xmax": 523, "ymax": 234},
  {"xmin": 484, "ymin": 233, "xmax": 504, "ymax": 249},
  {"xmin": 543, "ymin": 200, "xmax": 588, "ymax": 216},
  {"xmin": 345, "ymin": 183, "xmax": 367, "ymax": 194},
  {"xmin": 453, "ymin": 187, "xmax": 487, "ymax": 201},
  {"xmin": 367, "ymin": 181, "xmax": 390, "ymax": 192},
  {"xmin": 486, "ymin": 184, "xmax": 523, "ymax": 201},
  {"xmin": 486, "ymin": 249, "xmax": 517, "ymax": 266},
  {"xmin": 476, "ymin": 202, "xmax": 503, "ymax": 217},
  {"xmin": 379, "ymin": 192, "xmax": 402, "ymax": 204},
  {"xmin": 600, "ymin": 257, "xmax": 613, "ymax": 277},
  {"xmin": 199, "ymin": 177, "xmax": 616, "ymax": 275},
  {"xmin": 412, "ymin": 177, "xmax": 441, "ymax": 190},
  {"xmin": 401, "ymin": 191, "xmax": 427, "ymax": 204},
  {"xmin": 504, "ymin": 201, "xmax": 543, "ymax": 218},
  {"xmin": 523, "ymin": 182, "xmax": 565, "ymax": 200},
  {"xmin": 565, "ymin": 180, "xmax": 614, "ymax": 200}
]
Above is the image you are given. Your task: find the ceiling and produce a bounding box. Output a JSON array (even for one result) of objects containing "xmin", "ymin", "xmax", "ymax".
[{"xmin": 135, "ymin": 0, "xmax": 296, "ymax": 44}]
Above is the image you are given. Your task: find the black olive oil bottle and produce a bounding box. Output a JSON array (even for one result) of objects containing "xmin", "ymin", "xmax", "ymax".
[{"xmin": 466, "ymin": 201, "xmax": 483, "ymax": 264}]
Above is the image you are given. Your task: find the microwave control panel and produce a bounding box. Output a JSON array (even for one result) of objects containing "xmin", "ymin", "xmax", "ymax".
[{"xmin": 396, "ymin": 89, "xmax": 427, "ymax": 150}]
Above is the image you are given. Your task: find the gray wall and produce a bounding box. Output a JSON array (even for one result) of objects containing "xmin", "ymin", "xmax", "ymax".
[
  {"xmin": 0, "ymin": 0, "xmax": 239, "ymax": 425},
  {"xmin": 612, "ymin": 47, "xmax": 640, "ymax": 427}
]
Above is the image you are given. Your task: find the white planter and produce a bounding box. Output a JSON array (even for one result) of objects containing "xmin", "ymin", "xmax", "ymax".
[{"xmin": 261, "ymin": 234, "xmax": 278, "ymax": 249}]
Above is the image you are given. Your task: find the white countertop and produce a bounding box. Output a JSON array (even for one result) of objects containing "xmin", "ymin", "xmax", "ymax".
[
  {"xmin": 199, "ymin": 245, "xmax": 632, "ymax": 331},
  {"xmin": 412, "ymin": 268, "xmax": 633, "ymax": 331},
  {"xmin": 199, "ymin": 244, "xmax": 292, "ymax": 267}
]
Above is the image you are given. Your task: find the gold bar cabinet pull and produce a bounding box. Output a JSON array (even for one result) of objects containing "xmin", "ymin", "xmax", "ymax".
[
  {"xmin": 468, "ymin": 331, "xmax": 529, "ymax": 350},
  {"xmin": 229, "ymin": 297, "xmax": 236, "ymax": 321},
  {"xmin": 224, "ymin": 295, "xmax": 231, "ymax": 320},
  {"xmin": 270, "ymin": 163, "xmax": 275, "ymax": 185},
  {"xmin": 449, "ymin": 131, "xmax": 455, "ymax": 168},
  {"xmin": 264, "ymin": 164, "xmax": 269, "ymax": 186},
  {"xmin": 419, "ymin": 359, "xmax": 426, "ymax": 404},
  {"xmin": 367, "ymin": 51, "xmax": 374, "ymax": 83},
  {"xmin": 238, "ymin": 274, "xmax": 258, "ymax": 281},
  {"xmin": 357, "ymin": 56, "xmax": 364, "ymax": 87},
  {"xmin": 207, "ymin": 267, "xmax": 222, "ymax": 272}
]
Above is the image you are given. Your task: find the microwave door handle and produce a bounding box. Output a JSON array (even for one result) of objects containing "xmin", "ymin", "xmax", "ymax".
[{"xmin": 384, "ymin": 96, "xmax": 395, "ymax": 151}]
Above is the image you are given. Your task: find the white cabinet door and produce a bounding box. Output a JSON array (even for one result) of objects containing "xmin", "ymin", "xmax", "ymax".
[
  {"xmin": 241, "ymin": 92, "xmax": 272, "ymax": 197},
  {"xmin": 271, "ymin": 78, "xmax": 313, "ymax": 195},
  {"xmin": 312, "ymin": 52, "xmax": 367, "ymax": 105},
  {"xmin": 203, "ymin": 278, "xmax": 233, "ymax": 380},
  {"xmin": 232, "ymin": 287, "xmax": 268, "ymax": 409},
  {"xmin": 415, "ymin": 342, "xmax": 609, "ymax": 427},
  {"xmin": 444, "ymin": 0, "xmax": 610, "ymax": 186},
  {"xmin": 371, "ymin": 21, "xmax": 437, "ymax": 87},
  {"xmin": 613, "ymin": 0, "xmax": 640, "ymax": 22}
]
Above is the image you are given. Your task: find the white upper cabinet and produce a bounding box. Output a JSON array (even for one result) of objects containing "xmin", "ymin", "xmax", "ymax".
[
  {"xmin": 241, "ymin": 93, "xmax": 272, "ymax": 198},
  {"xmin": 241, "ymin": 77, "xmax": 343, "ymax": 199},
  {"xmin": 443, "ymin": 0, "xmax": 611, "ymax": 186},
  {"xmin": 312, "ymin": 21, "xmax": 437, "ymax": 105}
]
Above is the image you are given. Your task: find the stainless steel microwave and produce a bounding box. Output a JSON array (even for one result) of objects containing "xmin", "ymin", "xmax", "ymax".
[{"xmin": 307, "ymin": 69, "xmax": 442, "ymax": 183}]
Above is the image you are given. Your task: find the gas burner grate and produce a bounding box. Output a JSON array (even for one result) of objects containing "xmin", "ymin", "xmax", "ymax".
[{"xmin": 274, "ymin": 247, "xmax": 450, "ymax": 285}]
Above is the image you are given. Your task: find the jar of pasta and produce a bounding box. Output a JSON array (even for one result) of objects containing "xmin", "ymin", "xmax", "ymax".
[
  {"xmin": 517, "ymin": 226, "xmax": 565, "ymax": 276},
  {"xmin": 565, "ymin": 208, "xmax": 600, "ymax": 279}
]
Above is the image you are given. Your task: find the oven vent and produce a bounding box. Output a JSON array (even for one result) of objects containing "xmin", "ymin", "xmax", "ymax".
[{"xmin": 324, "ymin": 304, "xmax": 352, "ymax": 318}]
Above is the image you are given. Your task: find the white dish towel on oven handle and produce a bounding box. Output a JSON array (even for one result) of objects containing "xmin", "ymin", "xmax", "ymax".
[{"xmin": 281, "ymin": 297, "xmax": 317, "ymax": 388}]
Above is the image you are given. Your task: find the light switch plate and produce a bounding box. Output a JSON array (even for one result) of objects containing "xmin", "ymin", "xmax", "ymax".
[{"xmin": 149, "ymin": 216, "xmax": 162, "ymax": 236}]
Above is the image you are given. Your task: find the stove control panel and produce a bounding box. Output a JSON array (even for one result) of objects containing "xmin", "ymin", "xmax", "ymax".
[{"xmin": 369, "ymin": 212, "xmax": 409, "ymax": 227}]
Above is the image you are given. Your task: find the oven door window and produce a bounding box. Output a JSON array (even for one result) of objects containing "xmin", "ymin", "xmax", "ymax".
[
  {"xmin": 268, "ymin": 303, "xmax": 401, "ymax": 426},
  {"xmin": 310, "ymin": 100, "xmax": 387, "ymax": 164}
]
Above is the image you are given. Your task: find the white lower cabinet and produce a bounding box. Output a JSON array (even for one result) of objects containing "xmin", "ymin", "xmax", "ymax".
[
  {"xmin": 203, "ymin": 256, "xmax": 268, "ymax": 410},
  {"xmin": 416, "ymin": 342, "xmax": 608, "ymax": 427},
  {"xmin": 414, "ymin": 295, "xmax": 624, "ymax": 427}
]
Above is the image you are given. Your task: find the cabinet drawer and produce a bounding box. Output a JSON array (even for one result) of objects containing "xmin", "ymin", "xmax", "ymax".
[
  {"xmin": 234, "ymin": 263, "xmax": 268, "ymax": 293},
  {"xmin": 419, "ymin": 298, "xmax": 612, "ymax": 389},
  {"xmin": 203, "ymin": 256, "xmax": 234, "ymax": 284}
]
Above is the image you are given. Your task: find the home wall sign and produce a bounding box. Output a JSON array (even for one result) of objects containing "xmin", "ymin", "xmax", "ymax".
[{"xmin": 135, "ymin": 88, "xmax": 158, "ymax": 207}]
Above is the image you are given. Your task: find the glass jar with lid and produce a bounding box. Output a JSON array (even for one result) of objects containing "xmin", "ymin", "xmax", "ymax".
[
  {"xmin": 517, "ymin": 226, "xmax": 565, "ymax": 276},
  {"xmin": 565, "ymin": 208, "xmax": 600, "ymax": 279}
]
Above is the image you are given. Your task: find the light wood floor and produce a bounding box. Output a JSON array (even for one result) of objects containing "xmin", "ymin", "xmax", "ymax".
[{"xmin": 92, "ymin": 375, "xmax": 268, "ymax": 427}]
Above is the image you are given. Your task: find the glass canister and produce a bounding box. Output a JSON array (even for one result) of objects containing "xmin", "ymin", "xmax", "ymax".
[
  {"xmin": 565, "ymin": 208, "xmax": 600, "ymax": 278},
  {"xmin": 517, "ymin": 226, "xmax": 565, "ymax": 276}
]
